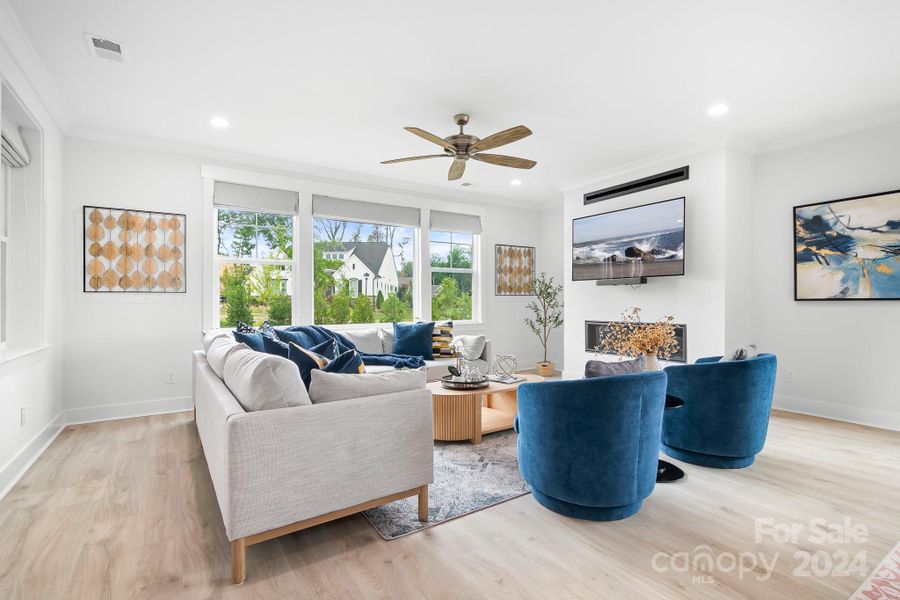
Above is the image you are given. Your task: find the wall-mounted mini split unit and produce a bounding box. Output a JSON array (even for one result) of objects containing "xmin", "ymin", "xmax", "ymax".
[{"xmin": 84, "ymin": 33, "xmax": 125, "ymax": 62}]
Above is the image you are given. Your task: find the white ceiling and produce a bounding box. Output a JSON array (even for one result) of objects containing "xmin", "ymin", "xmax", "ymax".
[{"xmin": 8, "ymin": 0, "xmax": 900, "ymax": 204}]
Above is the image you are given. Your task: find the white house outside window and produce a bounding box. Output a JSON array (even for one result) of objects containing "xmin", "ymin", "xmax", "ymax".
[{"xmin": 312, "ymin": 216, "xmax": 415, "ymax": 325}]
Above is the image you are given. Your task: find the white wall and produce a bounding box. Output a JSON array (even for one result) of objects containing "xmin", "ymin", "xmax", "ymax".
[
  {"xmin": 537, "ymin": 206, "xmax": 565, "ymax": 367},
  {"xmin": 0, "ymin": 14, "xmax": 66, "ymax": 496},
  {"xmin": 753, "ymin": 123, "xmax": 900, "ymax": 430},
  {"xmin": 62, "ymin": 139, "xmax": 203, "ymax": 422},
  {"xmin": 61, "ymin": 138, "xmax": 558, "ymax": 419},
  {"xmin": 562, "ymin": 148, "xmax": 731, "ymax": 377}
]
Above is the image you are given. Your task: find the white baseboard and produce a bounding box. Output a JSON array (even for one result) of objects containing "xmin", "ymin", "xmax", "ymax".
[
  {"xmin": 64, "ymin": 395, "xmax": 194, "ymax": 426},
  {"xmin": 0, "ymin": 411, "xmax": 64, "ymax": 501},
  {"xmin": 773, "ymin": 393, "xmax": 900, "ymax": 432}
]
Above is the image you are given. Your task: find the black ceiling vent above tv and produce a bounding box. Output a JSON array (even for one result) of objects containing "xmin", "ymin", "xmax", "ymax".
[{"xmin": 584, "ymin": 166, "xmax": 689, "ymax": 205}]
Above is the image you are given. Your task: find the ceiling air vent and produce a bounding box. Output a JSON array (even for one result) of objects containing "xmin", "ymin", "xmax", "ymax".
[
  {"xmin": 84, "ymin": 33, "xmax": 125, "ymax": 62},
  {"xmin": 584, "ymin": 165, "xmax": 689, "ymax": 205}
]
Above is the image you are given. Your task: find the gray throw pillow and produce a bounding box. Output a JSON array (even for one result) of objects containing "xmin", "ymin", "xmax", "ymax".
[
  {"xmin": 223, "ymin": 346, "xmax": 311, "ymax": 411},
  {"xmin": 379, "ymin": 327, "xmax": 394, "ymax": 354},
  {"xmin": 308, "ymin": 368, "xmax": 426, "ymax": 404},
  {"xmin": 720, "ymin": 344, "xmax": 759, "ymax": 362},
  {"xmin": 341, "ymin": 328, "xmax": 383, "ymax": 354},
  {"xmin": 455, "ymin": 335, "xmax": 486, "ymax": 361},
  {"xmin": 584, "ymin": 355, "xmax": 647, "ymax": 378}
]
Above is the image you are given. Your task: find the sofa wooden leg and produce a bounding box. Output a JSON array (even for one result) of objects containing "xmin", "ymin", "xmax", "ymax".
[
  {"xmin": 417, "ymin": 485, "xmax": 429, "ymax": 521},
  {"xmin": 231, "ymin": 538, "xmax": 246, "ymax": 584}
]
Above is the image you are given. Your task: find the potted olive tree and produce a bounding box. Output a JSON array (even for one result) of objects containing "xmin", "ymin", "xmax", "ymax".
[{"xmin": 524, "ymin": 272, "xmax": 564, "ymax": 377}]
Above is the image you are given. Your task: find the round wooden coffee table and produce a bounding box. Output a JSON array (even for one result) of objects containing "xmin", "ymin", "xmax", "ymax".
[{"xmin": 426, "ymin": 374, "xmax": 544, "ymax": 444}]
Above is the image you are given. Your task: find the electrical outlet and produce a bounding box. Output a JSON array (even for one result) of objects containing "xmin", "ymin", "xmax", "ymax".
[
  {"xmin": 786, "ymin": 370, "xmax": 796, "ymax": 383},
  {"xmin": 165, "ymin": 370, "xmax": 176, "ymax": 384},
  {"xmin": 19, "ymin": 407, "xmax": 26, "ymax": 427}
]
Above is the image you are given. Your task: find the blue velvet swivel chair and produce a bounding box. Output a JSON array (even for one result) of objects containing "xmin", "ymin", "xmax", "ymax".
[
  {"xmin": 662, "ymin": 354, "xmax": 777, "ymax": 469},
  {"xmin": 515, "ymin": 371, "xmax": 667, "ymax": 521}
]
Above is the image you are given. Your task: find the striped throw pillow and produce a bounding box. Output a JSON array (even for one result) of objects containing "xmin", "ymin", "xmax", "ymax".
[{"xmin": 432, "ymin": 321, "xmax": 455, "ymax": 357}]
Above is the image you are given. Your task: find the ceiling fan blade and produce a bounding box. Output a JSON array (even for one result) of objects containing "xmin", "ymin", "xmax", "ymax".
[
  {"xmin": 471, "ymin": 153, "xmax": 537, "ymax": 169},
  {"xmin": 381, "ymin": 154, "xmax": 450, "ymax": 164},
  {"xmin": 468, "ymin": 125, "xmax": 532, "ymax": 153},
  {"xmin": 448, "ymin": 158, "xmax": 466, "ymax": 181},
  {"xmin": 404, "ymin": 127, "xmax": 457, "ymax": 152}
]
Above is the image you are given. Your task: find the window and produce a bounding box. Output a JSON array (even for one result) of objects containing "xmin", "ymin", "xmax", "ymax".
[
  {"xmin": 216, "ymin": 209, "xmax": 294, "ymax": 327},
  {"xmin": 0, "ymin": 161, "xmax": 9, "ymax": 346},
  {"xmin": 312, "ymin": 217, "xmax": 415, "ymax": 325},
  {"xmin": 430, "ymin": 230, "xmax": 474, "ymax": 321}
]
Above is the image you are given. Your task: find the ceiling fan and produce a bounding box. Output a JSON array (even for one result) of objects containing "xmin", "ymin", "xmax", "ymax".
[{"xmin": 381, "ymin": 113, "xmax": 536, "ymax": 181}]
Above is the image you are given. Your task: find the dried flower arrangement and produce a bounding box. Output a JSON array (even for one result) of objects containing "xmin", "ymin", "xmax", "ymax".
[{"xmin": 597, "ymin": 307, "xmax": 679, "ymax": 359}]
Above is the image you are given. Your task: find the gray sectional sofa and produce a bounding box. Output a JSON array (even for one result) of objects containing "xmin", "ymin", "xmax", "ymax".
[{"xmin": 193, "ymin": 325, "xmax": 491, "ymax": 583}]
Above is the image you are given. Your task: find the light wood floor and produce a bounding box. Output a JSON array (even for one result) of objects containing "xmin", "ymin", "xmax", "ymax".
[{"xmin": 0, "ymin": 410, "xmax": 897, "ymax": 599}]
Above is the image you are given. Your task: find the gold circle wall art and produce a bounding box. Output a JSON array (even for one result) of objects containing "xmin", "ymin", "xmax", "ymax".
[
  {"xmin": 83, "ymin": 206, "xmax": 186, "ymax": 293},
  {"xmin": 494, "ymin": 244, "xmax": 535, "ymax": 296}
]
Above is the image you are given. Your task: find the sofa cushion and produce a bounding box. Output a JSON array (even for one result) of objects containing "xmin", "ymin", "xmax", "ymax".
[
  {"xmin": 432, "ymin": 321, "xmax": 455, "ymax": 357},
  {"xmin": 308, "ymin": 368, "xmax": 425, "ymax": 404},
  {"xmin": 207, "ymin": 337, "xmax": 248, "ymax": 379},
  {"xmin": 584, "ymin": 356, "xmax": 647, "ymax": 378},
  {"xmin": 341, "ymin": 327, "xmax": 384, "ymax": 354},
  {"xmin": 455, "ymin": 334, "xmax": 486, "ymax": 361},
  {"xmin": 393, "ymin": 321, "xmax": 434, "ymax": 359},
  {"xmin": 380, "ymin": 327, "xmax": 394, "ymax": 354},
  {"xmin": 223, "ymin": 346, "xmax": 310, "ymax": 411},
  {"xmin": 202, "ymin": 329, "xmax": 234, "ymax": 353}
]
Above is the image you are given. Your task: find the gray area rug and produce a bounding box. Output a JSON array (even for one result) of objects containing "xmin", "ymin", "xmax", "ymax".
[{"xmin": 363, "ymin": 430, "xmax": 531, "ymax": 540}]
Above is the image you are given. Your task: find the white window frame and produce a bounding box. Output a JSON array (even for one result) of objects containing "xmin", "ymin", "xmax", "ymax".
[
  {"xmin": 0, "ymin": 160, "xmax": 9, "ymax": 348},
  {"xmin": 213, "ymin": 207, "xmax": 299, "ymax": 327},
  {"xmin": 201, "ymin": 166, "xmax": 485, "ymax": 331},
  {"xmin": 429, "ymin": 229, "xmax": 480, "ymax": 324}
]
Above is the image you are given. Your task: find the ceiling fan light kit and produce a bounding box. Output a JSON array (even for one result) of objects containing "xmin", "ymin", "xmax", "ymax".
[{"xmin": 382, "ymin": 113, "xmax": 537, "ymax": 181}]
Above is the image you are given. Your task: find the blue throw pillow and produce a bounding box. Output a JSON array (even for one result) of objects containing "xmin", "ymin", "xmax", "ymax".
[
  {"xmin": 235, "ymin": 320, "xmax": 277, "ymax": 352},
  {"xmin": 286, "ymin": 340, "xmax": 335, "ymax": 388},
  {"xmin": 393, "ymin": 321, "xmax": 435, "ymax": 360},
  {"xmin": 322, "ymin": 349, "xmax": 366, "ymax": 375}
]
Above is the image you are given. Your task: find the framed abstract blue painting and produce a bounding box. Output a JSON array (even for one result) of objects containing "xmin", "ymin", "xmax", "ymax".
[{"xmin": 794, "ymin": 189, "xmax": 900, "ymax": 300}]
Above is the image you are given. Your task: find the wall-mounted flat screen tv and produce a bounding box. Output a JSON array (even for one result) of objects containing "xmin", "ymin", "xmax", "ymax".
[{"xmin": 572, "ymin": 197, "xmax": 685, "ymax": 281}]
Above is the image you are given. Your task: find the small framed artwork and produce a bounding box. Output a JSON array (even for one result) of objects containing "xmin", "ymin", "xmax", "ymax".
[
  {"xmin": 585, "ymin": 320, "xmax": 687, "ymax": 363},
  {"xmin": 495, "ymin": 244, "xmax": 535, "ymax": 296},
  {"xmin": 794, "ymin": 189, "xmax": 900, "ymax": 300},
  {"xmin": 83, "ymin": 206, "xmax": 186, "ymax": 293}
]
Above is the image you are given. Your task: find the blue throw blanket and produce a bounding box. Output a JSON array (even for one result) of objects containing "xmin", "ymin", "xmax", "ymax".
[{"xmin": 281, "ymin": 325, "xmax": 426, "ymax": 369}]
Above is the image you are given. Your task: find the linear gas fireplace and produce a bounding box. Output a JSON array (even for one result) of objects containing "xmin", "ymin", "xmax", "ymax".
[{"xmin": 585, "ymin": 320, "xmax": 687, "ymax": 363}]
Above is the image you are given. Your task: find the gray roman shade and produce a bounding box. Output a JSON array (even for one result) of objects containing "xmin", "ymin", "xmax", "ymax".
[
  {"xmin": 1, "ymin": 118, "xmax": 30, "ymax": 168},
  {"xmin": 312, "ymin": 195, "xmax": 420, "ymax": 227},
  {"xmin": 429, "ymin": 210, "xmax": 483, "ymax": 234},
  {"xmin": 213, "ymin": 181, "xmax": 299, "ymax": 214}
]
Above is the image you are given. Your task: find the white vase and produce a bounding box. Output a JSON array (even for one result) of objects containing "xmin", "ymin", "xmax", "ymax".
[{"xmin": 643, "ymin": 352, "xmax": 660, "ymax": 371}]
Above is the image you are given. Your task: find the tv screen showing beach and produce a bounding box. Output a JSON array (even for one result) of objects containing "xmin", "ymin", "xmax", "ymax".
[{"xmin": 572, "ymin": 197, "xmax": 685, "ymax": 281}]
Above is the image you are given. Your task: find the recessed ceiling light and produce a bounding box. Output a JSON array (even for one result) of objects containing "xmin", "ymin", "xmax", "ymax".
[
  {"xmin": 707, "ymin": 103, "xmax": 729, "ymax": 117},
  {"xmin": 510, "ymin": 179, "xmax": 522, "ymax": 186},
  {"xmin": 210, "ymin": 116, "xmax": 230, "ymax": 128}
]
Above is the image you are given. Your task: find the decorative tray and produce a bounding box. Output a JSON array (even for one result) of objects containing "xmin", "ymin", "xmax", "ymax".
[{"xmin": 440, "ymin": 375, "xmax": 490, "ymax": 390}]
